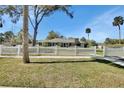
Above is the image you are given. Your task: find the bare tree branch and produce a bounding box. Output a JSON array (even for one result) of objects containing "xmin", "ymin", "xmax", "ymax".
[
  {"xmin": 28, "ymin": 15, "xmax": 35, "ymax": 29},
  {"xmin": 37, "ymin": 13, "xmax": 45, "ymax": 25},
  {"xmin": 34, "ymin": 5, "xmax": 37, "ymax": 17}
]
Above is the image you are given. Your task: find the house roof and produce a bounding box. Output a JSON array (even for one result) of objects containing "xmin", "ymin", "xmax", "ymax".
[
  {"xmin": 41, "ymin": 38, "xmax": 76, "ymax": 43},
  {"xmin": 79, "ymin": 40, "xmax": 86, "ymax": 44}
]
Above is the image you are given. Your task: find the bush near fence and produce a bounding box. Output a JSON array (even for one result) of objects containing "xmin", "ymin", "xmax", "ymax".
[{"xmin": 105, "ymin": 44, "xmax": 124, "ymax": 48}]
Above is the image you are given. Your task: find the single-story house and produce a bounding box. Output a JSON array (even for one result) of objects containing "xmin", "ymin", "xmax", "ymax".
[{"xmin": 39, "ymin": 38, "xmax": 85, "ymax": 47}]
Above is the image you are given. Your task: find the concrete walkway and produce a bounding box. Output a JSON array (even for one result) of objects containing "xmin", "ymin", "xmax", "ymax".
[
  {"xmin": 104, "ymin": 56, "xmax": 124, "ymax": 66},
  {"xmin": 0, "ymin": 56, "xmax": 92, "ymax": 59},
  {"xmin": 96, "ymin": 56, "xmax": 124, "ymax": 67}
]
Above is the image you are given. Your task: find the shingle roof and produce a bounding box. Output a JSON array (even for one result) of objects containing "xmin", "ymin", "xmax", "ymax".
[{"xmin": 41, "ymin": 38, "xmax": 76, "ymax": 43}]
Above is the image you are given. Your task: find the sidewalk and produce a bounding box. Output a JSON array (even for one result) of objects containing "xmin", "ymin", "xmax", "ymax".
[
  {"xmin": 104, "ymin": 56, "xmax": 124, "ymax": 66},
  {"xmin": 95, "ymin": 56, "xmax": 124, "ymax": 67},
  {"xmin": 0, "ymin": 56, "xmax": 92, "ymax": 59}
]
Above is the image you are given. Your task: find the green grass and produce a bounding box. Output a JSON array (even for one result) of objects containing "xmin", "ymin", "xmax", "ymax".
[
  {"xmin": 96, "ymin": 49, "xmax": 103, "ymax": 56},
  {"xmin": 0, "ymin": 58, "xmax": 124, "ymax": 88}
]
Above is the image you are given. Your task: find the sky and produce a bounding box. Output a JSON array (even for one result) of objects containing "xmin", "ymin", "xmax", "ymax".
[{"xmin": 1, "ymin": 5, "xmax": 124, "ymax": 43}]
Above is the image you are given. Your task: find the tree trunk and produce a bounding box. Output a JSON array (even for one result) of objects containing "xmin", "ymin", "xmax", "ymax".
[
  {"xmin": 118, "ymin": 25, "xmax": 121, "ymax": 44},
  {"xmin": 88, "ymin": 33, "xmax": 89, "ymax": 40},
  {"xmin": 22, "ymin": 5, "xmax": 30, "ymax": 63},
  {"xmin": 32, "ymin": 26, "xmax": 38, "ymax": 46},
  {"xmin": 87, "ymin": 33, "xmax": 90, "ymax": 47}
]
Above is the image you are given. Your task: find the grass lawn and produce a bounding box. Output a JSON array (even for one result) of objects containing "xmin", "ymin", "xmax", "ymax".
[
  {"xmin": 0, "ymin": 58, "xmax": 124, "ymax": 88},
  {"xmin": 96, "ymin": 49, "xmax": 103, "ymax": 56}
]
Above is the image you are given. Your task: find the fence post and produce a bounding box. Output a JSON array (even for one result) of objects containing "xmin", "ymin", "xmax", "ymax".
[
  {"xmin": 75, "ymin": 45, "xmax": 77, "ymax": 56},
  {"xmin": 103, "ymin": 46, "xmax": 105, "ymax": 57},
  {"xmin": 94, "ymin": 46, "xmax": 96, "ymax": 56},
  {"xmin": 0, "ymin": 45, "xmax": 2, "ymax": 56},
  {"xmin": 55, "ymin": 45, "xmax": 58, "ymax": 56},
  {"xmin": 17, "ymin": 45, "xmax": 21, "ymax": 56}
]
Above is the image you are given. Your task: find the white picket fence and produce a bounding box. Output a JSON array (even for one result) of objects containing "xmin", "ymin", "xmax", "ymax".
[
  {"xmin": 0, "ymin": 45, "xmax": 96, "ymax": 56},
  {"xmin": 103, "ymin": 46, "xmax": 124, "ymax": 57}
]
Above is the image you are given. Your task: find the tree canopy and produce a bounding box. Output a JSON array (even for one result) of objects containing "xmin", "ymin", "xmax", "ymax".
[
  {"xmin": 0, "ymin": 5, "xmax": 73, "ymax": 46},
  {"xmin": 80, "ymin": 37, "xmax": 86, "ymax": 42},
  {"xmin": 85, "ymin": 28, "xmax": 91, "ymax": 34},
  {"xmin": 112, "ymin": 16, "xmax": 124, "ymax": 44},
  {"xmin": 46, "ymin": 30, "xmax": 61, "ymax": 40},
  {"xmin": 104, "ymin": 38, "xmax": 124, "ymax": 45}
]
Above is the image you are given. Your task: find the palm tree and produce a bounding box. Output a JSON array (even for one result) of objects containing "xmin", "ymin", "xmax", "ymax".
[
  {"xmin": 113, "ymin": 16, "xmax": 124, "ymax": 44},
  {"xmin": 22, "ymin": 5, "xmax": 30, "ymax": 63},
  {"xmin": 85, "ymin": 28, "xmax": 91, "ymax": 40}
]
